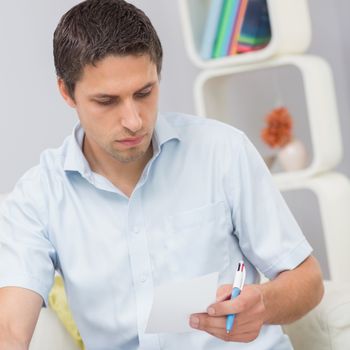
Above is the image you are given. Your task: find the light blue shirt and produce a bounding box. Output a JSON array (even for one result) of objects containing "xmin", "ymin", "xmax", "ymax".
[{"xmin": 0, "ymin": 112, "xmax": 312, "ymax": 349}]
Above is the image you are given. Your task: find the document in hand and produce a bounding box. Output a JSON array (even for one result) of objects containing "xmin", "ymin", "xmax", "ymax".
[{"xmin": 145, "ymin": 272, "xmax": 219, "ymax": 333}]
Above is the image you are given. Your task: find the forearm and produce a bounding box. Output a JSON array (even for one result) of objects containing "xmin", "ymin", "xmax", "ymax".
[
  {"xmin": 0, "ymin": 287, "xmax": 42, "ymax": 350},
  {"xmin": 0, "ymin": 323, "xmax": 32, "ymax": 350},
  {"xmin": 258, "ymin": 255, "xmax": 324, "ymax": 325},
  {"xmin": 0, "ymin": 332, "xmax": 28, "ymax": 350}
]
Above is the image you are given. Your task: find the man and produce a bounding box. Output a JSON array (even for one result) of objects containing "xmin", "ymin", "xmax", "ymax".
[{"xmin": 0, "ymin": 0, "xmax": 323, "ymax": 349}]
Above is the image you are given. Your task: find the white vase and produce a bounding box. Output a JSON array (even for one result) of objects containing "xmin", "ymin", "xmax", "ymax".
[{"xmin": 277, "ymin": 139, "xmax": 308, "ymax": 172}]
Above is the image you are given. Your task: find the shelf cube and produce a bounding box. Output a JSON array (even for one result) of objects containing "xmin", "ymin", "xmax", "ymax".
[
  {"xmin": 279, "ymin": 173, "xmax": 350, "ymax": 282},
  {"xmin": 178, "ymin": 0, "xmax": 311, "ymax": 68},
  {"xmin": 195, "ymin": 55, "xmax": 342, "ymax": 185}
]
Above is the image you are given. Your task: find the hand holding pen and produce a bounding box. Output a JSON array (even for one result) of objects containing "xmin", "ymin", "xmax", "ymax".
[{"xmin": 189, "ymin": 261, "xmax": 266, "ymax": 342}]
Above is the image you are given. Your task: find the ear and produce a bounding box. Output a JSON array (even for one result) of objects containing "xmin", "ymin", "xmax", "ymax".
[{"xmin": 57, "ymin": 78, "xmax": 76, "ymax": 108}]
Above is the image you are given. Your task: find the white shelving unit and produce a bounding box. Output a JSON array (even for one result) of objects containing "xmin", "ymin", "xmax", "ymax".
[
  {"xmin": 179, "ymin": 0, "xmax": 350, "ymax": 280},
  {"xmin": 279, "ymin": 173, "xmax": 350, "ymax": 282},
  {"xmin": 195, "ymin": 54, "xmax": 342, "ymax": 186},
  {"xmin": 179, "ymin": 0, "xmax": 311, "ymax": 69}
]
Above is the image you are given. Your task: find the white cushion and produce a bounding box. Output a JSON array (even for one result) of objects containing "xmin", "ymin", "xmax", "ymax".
[
  {"xmin": 284, "ymin": 280, "xmax": 350, "ymax": 350},
  {"xmin": 30, "ymin": 307, "xmax": 78, "ymax": 350}
]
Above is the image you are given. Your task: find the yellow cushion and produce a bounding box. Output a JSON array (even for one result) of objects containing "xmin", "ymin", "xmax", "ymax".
[{"xmin": 49, "ymin": 276, "xmax": 85, "ymax": 350}]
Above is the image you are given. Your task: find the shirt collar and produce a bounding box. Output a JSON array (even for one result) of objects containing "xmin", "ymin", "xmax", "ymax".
[
  {"xmin": 63, "ymin": 113, "xmax": 181, "ymax": 175},
  {"xmin": 63, "ymin": 122, "xmax": 92, "ymax": 176},
  {"xmin": 153, "ymin": 112, "xmax": 181, "ymax": 153}
]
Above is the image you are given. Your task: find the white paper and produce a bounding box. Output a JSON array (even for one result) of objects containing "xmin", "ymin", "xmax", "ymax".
[{"xmin": 145, "ymin": 272, "xmax": 219, "ymax": 333}]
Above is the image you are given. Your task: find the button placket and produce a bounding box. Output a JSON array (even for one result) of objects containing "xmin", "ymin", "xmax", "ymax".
[
  {"xmin": 127, "ymin": 192, "xmax": 160, "ymax": 349},
  {"xmin": 140, "ymin": 273, "xmax": 148, "ymax": 283}
]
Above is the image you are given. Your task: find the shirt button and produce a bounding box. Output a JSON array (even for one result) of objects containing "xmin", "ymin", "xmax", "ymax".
[
  {"xmin": 140, "ymin": 274, "xmax": 147, "ymax": 283},
  {"xmin": 133, "ymin": 227, "xmax": 140, "ymax": 235}
]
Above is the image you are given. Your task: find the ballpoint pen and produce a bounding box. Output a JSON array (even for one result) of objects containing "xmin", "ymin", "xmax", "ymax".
[{"xmin": 226, "ymin": 260, "xmax": 246, "ymax": 334}]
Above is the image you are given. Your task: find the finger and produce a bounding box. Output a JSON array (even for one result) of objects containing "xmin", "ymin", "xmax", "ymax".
[
  {"xmin": 190, "ymin": 313, "xmax": 225, "ymax": 331},
  {"xmin": 190, "ymin": 313, "xmax": 258, "ymax": 332},
  {"xmin": 206, "ymin": 326, "xmax": 261, "ymax": 343},
  {"xmin": 190, "ymin": 313, "xmax": 263, "ymax": 343},
  {"xmin": 207, "ymin": 297, "xmax": 246, "ymax": 317},
  {"xmin": 190, "ymin": 312, "xmax": 249, "ymax": 331},
  {"xmin": 201, "ymin": 316, "xmax": 263, "ymax": 343},
  {"xmin": 209, "ymin": 286, "xmax": 263, "ymax": 317},
  {"xmin": 216, "ymin": 284, "xmax": 232, "ymax": 302}
]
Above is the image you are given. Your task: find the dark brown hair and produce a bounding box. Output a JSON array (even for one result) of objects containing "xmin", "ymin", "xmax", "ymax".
[{"xmin": 53, "ymin": 0, "xmax": 163, "ymax": 99}]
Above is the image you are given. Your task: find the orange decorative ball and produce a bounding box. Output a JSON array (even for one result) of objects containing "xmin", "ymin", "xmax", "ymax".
[{"xmin": 261, "ymin": 107, "xmax": 293, "ymax": 148}]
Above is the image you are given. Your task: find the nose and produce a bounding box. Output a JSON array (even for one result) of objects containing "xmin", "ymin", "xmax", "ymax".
[{"xmin": 120, "ymin": 100, "xmax": 142, "ymax": 133}]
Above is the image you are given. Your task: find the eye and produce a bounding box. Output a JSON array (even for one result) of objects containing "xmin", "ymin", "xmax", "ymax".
[
  {"xmin": 135, "ymin": 89, "xmax": 152, "ymax": 99},
  {"xmin": 96, "ymin": 99, "xmax": 115, "ymax": 106}
]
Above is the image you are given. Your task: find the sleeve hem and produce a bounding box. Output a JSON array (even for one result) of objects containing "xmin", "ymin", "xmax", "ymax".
[
  {"xmin": 262, "ymin": 239, "xmax": 313, "ymax": 280},
  {"xmin": 0, "ymin": 274, "xmax": 51, "ymax": 306}
]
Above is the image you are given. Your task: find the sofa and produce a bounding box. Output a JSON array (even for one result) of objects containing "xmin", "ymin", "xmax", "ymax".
[
  {"xmin": 283, "ymin": 280, "xmax": 350, "ymax": 350},
  {"xmin": 27, "ymin": 281, "xmax": 350, "ymax": 350}
]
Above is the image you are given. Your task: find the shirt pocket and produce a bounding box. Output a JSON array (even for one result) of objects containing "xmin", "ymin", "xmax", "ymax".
[{"xmin": 165, "ymin": 201, "xmax": 232, "ymax": 277}]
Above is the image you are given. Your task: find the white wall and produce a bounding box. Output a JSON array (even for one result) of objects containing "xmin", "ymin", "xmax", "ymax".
[
  {"xmin": 308, "ymin": 0, "xmax": 350, "ymax": 177},
  {"xmin": 0, "ymin": 0, "xmax": 199, "ymax": 193},
  {"xmin": 0, "ymin": 0, "xmax": 349, "ymax": 277}
]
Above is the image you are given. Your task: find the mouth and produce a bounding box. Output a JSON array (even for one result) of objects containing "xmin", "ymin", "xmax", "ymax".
[{"xmin": 116, "ymin": 135, "xmax": 145, "ymax": 147}]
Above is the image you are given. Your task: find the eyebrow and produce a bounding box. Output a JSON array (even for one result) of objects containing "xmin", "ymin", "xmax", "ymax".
[{"xmin": 89, "ymin": 81, "xmax": 157, "ymax": 99}]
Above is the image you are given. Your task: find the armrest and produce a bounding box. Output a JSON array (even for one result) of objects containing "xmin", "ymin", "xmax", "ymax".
[{"xmin": 283, "ymin": 280, "xmax": 350, "ymax": 350}]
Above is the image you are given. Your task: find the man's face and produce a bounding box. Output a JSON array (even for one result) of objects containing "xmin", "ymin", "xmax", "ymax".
[{"xmin": 60, "ymin": 54, "xmax": 160, "ymax": 164}]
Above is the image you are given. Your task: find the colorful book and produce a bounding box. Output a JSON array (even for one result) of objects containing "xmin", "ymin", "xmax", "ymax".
[
  {"xmin": 238, "ymin": 0, "xmax": 271, "ymax": 50},
  {"xmin": 237, "ymin": 42, "xmax": 268, "ymax": 53},
  {"xmin": 220, "ymin": 0, "xmax": 240, "ymax": 57},
  {"xmin": 239, "ymin": 34, "xmax": 271, "ymax": 46},
  {"xmin": 200, "ymin": 0, "xmax": 225, "ymax": 60},
  {"xmin": 212, "ymin": 0, "xmax": 235, "ymax": 58},
  {"xmin": 228, "ymin": 0, "xmax": 248, "ymax": 55}
]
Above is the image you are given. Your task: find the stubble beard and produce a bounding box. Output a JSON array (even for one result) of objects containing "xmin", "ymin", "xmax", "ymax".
[
  {"xmin": 106, "ymin": 137, "xmax": 152, "ymax": 164},
  {"xmin": 109, "ymin": 147, "xmax": 148, "ymax": 163}
]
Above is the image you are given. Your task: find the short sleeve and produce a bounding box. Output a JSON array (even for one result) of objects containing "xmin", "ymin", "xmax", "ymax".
[
  {"xmin": 229, "ymin": 133, "xmax": 312, "ymax": 279},
  {"xmin": 0, "ymin": 167, "xmax": 56, "ymax": 306}
]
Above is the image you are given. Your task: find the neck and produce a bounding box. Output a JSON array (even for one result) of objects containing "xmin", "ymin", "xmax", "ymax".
[{"xmin": 83, "ymin": 136, "xmax": 153, "ymax": 196}]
